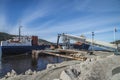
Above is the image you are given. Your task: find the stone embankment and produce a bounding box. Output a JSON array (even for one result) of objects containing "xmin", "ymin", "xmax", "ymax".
[{"xmin": 0, "ymin": 51, "xmax": 120, "ymax": 80}]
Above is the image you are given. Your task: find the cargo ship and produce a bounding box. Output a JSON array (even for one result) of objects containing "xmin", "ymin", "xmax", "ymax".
[
  {"xmin": 0, "ymin": 26, "xmax": 50, "ymax": 57},
  {"xmin": 0, "ymin": 36, "xmax": 50, "ymax": 57}
]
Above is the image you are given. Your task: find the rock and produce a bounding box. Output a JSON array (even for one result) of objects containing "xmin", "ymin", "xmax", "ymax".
[
  {"xmin": 53, "ymin": 79, "xmax": 61, "ymax": 80},
  {"xmin": 25, "ymin": 69, "xmax": 33, "ymax": 75},
  {"xmin": 60, "ymin": 70, "xmax": 72, "ymax": 80},
  {"xmin": 96, "ymin": 56, "xmax": 102, "ymax": 60},
  {"xmin": 33, "ymin": 71, "xmax": 37, "ymax": 75},
  {"xmin": 111, "ymin": 73, "xmax": 120, "ymax": 80},
  {"xmin": 47, "ymin": 64, "xmax": 56, "ymax": 69},
  {"xmin": 71, "ymin": 68, "xmax": 81, "ymax": 77},
  {"xmin": 66, "ymin": 68, "xmax": 80, "ymax": 78},
  {"xmin": 5, "ymin": 72, "xmax": 11, "ymax": 78},
  {"xmin": 5, "ymin": 70, "xmax": 17, "ymax": 78},
  {"xmin": 91, "ymin": 58, "xmax": 97, "ymax": 61},
  {"xmin": 10, "ymin": 69, "xmax": 17, "ymax": 77},
  {"xmin": 60, "ymin": 68, "xmax": 80, "ymax": 80},
  {"xmin": 86, "ymin": 58, "xmax": 91, "ymax": 62}
]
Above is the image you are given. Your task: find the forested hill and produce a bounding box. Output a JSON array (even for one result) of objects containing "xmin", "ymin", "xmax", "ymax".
[
  {"xmin": 0, "ymin": 32, "xmax": 15, "ymax": 41},
  {"xmin": 111, "ymin": 40, "xmax": 120, "ymax": 44}
]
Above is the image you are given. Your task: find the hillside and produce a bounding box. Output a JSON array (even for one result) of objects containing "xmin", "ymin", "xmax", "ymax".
[
  {"xmin": 0, "ymin": 32, "xmax": 53, "ymax": 44},
  {"xmin": 38, "ymin": 39, "xmax": 53, "ymax": 45},
  {"xmin": 0, "ymin": 32, "xmax": 15, "ymax": 41},
  {"xmin": 111, "ymin": 40, "xmax": 120, "ymax": 44}
]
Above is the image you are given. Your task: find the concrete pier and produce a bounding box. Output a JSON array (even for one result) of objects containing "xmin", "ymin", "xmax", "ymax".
[
  {"xmin": 31, "ymin": 50, "xmax": 39, "ymax": 66},
  {"xmin": 32, "ymin": 50, "xmax": 87, "ymax": 61}
]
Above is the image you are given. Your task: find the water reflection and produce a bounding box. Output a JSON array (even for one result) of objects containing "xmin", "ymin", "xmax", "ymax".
[{"xmin": 0, "ymin": 54, "xmax": 68, "ymax": 78}]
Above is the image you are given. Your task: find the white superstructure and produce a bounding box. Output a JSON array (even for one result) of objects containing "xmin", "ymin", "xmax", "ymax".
[{"xmin": 1, "ymin": 36, "xmax": 32, "ymax": 46}]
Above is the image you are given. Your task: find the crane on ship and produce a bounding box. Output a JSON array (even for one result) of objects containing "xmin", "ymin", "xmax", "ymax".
[{"xmin": 57, "ymin": 33, "xmax": 120, "ymax": 55}]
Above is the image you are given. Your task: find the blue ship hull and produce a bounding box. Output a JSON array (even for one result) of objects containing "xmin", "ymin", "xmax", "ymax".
[
  {"xmin": 72, "ymin": 43, "xmax": 90, "ymax": 50},
  {"xmin": 1, "ymin": 44, "xmax": 90, "ymax": 57},
  {"xmin": 1, "ymin": 45, "xmax": 50, "ymax": 57}
]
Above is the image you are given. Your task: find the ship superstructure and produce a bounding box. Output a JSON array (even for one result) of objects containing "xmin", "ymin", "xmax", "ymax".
[{"xmin": 1, "ymin": 36, "xmax": 32, "ymax": 46}]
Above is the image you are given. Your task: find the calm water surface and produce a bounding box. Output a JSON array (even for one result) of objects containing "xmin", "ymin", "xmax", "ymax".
[{"xmin": 0, "ymin": 54, "xmax": 69, "ymax": 78}]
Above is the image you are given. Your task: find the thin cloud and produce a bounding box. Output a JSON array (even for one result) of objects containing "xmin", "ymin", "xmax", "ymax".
[
  {"xmin": 74, "ymin": 0, "xmax": 120, "ymax": 12},
  {"xmin": 21, "ymin": 9, "xmax": 48, "ymax": 26},
  {"xmin": 32, "ymin": 15, "xmax": 120, "ymax": 34},
  {"xmin": 73, "ymin": 0, "xmax": 90, "ymax": 11},
  {"xmin": 20, "ymin": 14, "xmax": 120, "ymax": 42},
  {"xmin": 20, "ymin": 0, "xmax": 61, "ymax": 26},
  {"xmin": 82, "ymin": 28, "xmax": 114, "ymax": 35},
  {"xmin": 0, "ymin": 14, "xmax": 7, "ymax": 32}
]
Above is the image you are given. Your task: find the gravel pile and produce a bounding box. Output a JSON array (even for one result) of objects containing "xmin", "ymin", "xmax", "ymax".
[{"xmin": 59, "ymin": 54, "xmax": 120, "ymax": 80}]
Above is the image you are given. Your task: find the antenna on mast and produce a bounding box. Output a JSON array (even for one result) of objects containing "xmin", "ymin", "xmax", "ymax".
[{"xmin": 18, "ymin": 20, "xmax": 22, "ymax": 41}]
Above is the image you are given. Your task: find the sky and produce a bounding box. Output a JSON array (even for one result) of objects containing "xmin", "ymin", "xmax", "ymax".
[{"xmin": 0, "ymin": 0, "xmax": 120, "ymax": 43}]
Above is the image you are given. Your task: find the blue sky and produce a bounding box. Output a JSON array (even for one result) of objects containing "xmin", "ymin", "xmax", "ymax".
[{"xmin": 0, "ymin": 0, "xmax": 120, "ymax": 42}]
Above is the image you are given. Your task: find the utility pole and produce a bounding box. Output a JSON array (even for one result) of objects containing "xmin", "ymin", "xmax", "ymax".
[
  {"xmin": 113, "ymin": 27, "xmax": 120, "ymax": 55},
  {"xmin": 114, "ymin": 27, "xmax": 117, "ymax": 45},
  {"xmin": 92, "ymin": 32, "xmax": 94, "ymax": 53}
]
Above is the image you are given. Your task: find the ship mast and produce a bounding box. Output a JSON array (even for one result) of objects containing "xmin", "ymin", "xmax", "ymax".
[
  {"xmin": 19, "ymin": 26, "xmax": 22, "ymax": 41},
  {"xmin": 18, "ymin": 20, "xmax": 22, "ymax": 41}
]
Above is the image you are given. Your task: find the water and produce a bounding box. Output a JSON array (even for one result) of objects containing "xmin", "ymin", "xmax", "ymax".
[{"xmin": 0, "ymin": 54, "xmax": 68, "ymax": 78}]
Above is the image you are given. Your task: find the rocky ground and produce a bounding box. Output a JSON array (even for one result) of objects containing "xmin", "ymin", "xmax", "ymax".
[{"xmin": 0, "ymin": 51, "xmax": 120, "ymax": 80}]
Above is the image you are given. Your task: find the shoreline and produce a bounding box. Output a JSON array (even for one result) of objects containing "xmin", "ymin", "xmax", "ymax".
[{"xmin": 0, "ymin": 51, "xmax": 120, "ymax": 80}]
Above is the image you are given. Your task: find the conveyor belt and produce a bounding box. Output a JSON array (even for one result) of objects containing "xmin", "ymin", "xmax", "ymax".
[{"xmin": 61, "ymin": 34, "xmax": 118, "ymax": 51}]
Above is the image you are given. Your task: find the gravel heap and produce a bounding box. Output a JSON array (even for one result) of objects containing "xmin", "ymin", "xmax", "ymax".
[{"xmin": 59, "ymin": 54, "xmax": 120, "ymax": 80}]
